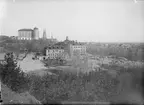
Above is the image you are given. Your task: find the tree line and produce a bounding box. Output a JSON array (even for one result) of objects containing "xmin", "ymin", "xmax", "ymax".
[
  {"xmin": 1, "ymin": 36, "xmax": 56, "ymax": 54},
  {"xmin": 87, "ymin": 43, "xmax": 144, "ymax": 61}
]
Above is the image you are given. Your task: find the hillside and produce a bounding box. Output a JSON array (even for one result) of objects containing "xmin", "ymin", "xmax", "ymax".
[{"xmin": 1, "ymin": 83, "xmax": 41, "ymax": 104}]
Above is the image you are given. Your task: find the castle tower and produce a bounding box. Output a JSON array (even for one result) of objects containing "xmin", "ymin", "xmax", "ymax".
[
  {"xmin": 43, "ymin": 29, "xmax": 47, "ymax": 40},
  {"xmin": 33, "ymin": 27, "xmax": 39, "ymax": 40},
  {"xmin": 66, "ymin": 36, "xmax": 69, "ymax": 40}
]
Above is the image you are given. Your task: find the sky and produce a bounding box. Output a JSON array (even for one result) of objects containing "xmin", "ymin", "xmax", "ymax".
[{"xmin": 0, "ymin": 0, "xmax": 144, "ymax": 42}]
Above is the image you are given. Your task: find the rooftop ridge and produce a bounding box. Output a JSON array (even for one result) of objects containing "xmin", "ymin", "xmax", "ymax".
[{"xmin": 18, "ymin": 29, "xmax": 33, "ymax": 31}]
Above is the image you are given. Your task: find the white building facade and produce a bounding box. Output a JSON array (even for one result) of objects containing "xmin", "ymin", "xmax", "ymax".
[
  {"xmin": 69, "ymin": 44, "xmax": 87, "ymax": 58},
  {"xmin": 45, "ymin": 46, "xmax": 65, "ymax": 59},
  {"xmin": 18, "ymin": 29, "xmax": 33, "ymax": 40},
  {"xmin": 18, "ymin": 27, "xmax": 39, "ymax": 40}
]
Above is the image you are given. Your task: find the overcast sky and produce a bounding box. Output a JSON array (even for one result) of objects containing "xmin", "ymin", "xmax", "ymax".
[{"xmin": 0, "ymin": 0, "xmax": 144, "ymax": 42}]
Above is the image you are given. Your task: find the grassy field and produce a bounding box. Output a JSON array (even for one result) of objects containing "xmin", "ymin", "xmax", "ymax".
[
  {"xmin": 17, "ymin": 54, "xmax": 48, "ymax": 72},
  {"xmin": 0, "ymin": 53, "xmax": 48, "ymax": 72}
]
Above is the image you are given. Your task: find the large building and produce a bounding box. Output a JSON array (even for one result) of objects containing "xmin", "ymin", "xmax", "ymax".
[
  {"xmin": 69, "ymin": 43, "xmax": 87, "ymax": 58},
  {"xmin": 55, "ymin": 36, "xmax": 87, "ymax": 59},
  {"xmin": 63, "ymin": 36, "xmax": 87, "ymax": 58},
  {"xmin": 45, "ymin": 45, "xmax": 68, "ymax": 59},
  {"xmin": 18, "ymin": 27, "xmax": 39, "ymax": 40},
  {"xmin": 43, "ymin": 36, "xmax": 86, "ymax": 60}
]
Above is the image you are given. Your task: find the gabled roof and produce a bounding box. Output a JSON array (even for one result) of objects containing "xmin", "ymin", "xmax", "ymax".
[
  {"xmin": 45, "ymin": 45, "xmax": 64, "ymax": 49},
  {"xmin": 18, "ymin": 29, "xmax": 33, "ymax": 31}
]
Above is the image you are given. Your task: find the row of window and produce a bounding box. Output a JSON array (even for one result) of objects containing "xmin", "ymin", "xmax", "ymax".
[
  {"xmin": 73, "ymin": 49, "xmax": 85, "ymax": 52},
  {"xmin": 72, "ymin": 50, "xmax": 86, "ymax": 53},
  {"xmin": 47, "ymin": 50, "xmax": 64, "ymax": 53},
  {"xmin": 71, "ymin": 46, "xmax": 86, "ymax": 49},
  {"xmin": 46, "ymin": 54, "xmax": 64, "ymax": 59},
  {"xmin": 19, "ymin": 31, "xmax": 32, "ymax": 34},
  {"xmin": 46, "ymin": 53, "xmax": 64, "ymax": 57},
  {"xmin": 19, "ymin": 32, "xmax": 32, "ymax": 38}
]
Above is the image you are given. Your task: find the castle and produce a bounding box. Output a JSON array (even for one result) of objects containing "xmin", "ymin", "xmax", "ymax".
[
  {"xmin": 18, "ymin": 27, "xmax": 57, "ymax": 42},
  {"xmin": 18, "ymin": 27, "xmax": 39, "ymax": 40}
]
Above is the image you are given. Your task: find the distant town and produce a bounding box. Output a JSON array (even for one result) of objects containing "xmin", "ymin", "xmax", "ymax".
[
  {"xmin": 0, "ymin": 27, "xmax": 88, "ymax": 61},
  {"xmin": 0, "ymin": 27, "xmax": 144, "ymax": 70},
  {"xmin": 0, "ymin": 27, "xmax": 144, "ymax": 104}
]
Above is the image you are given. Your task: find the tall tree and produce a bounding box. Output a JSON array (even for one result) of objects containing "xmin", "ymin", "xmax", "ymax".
[{"xmin": 0, "ymin": 52, "xmax": 29, "ymax": 92}]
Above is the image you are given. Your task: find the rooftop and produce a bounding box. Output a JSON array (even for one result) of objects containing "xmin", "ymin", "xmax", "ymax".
[
  {"xmin": 34, "ymin": 27, "xmax": 38, "ymax": 30},
  {"xmin": 18, "ymin": 29, "xmax": 33, "ymax": 31},
  {"xmin": 71, "ymin": 43, "xmax": 85, "ymax": 46},
  {"xmin": 45, "ymin": 45, "xmax": 64, "ymax": 49}
]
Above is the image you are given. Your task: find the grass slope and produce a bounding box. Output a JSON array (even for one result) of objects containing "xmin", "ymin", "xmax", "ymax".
[{"xmin": 1, "ymin": 83, "xmax": 41, "ymax": 104}]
